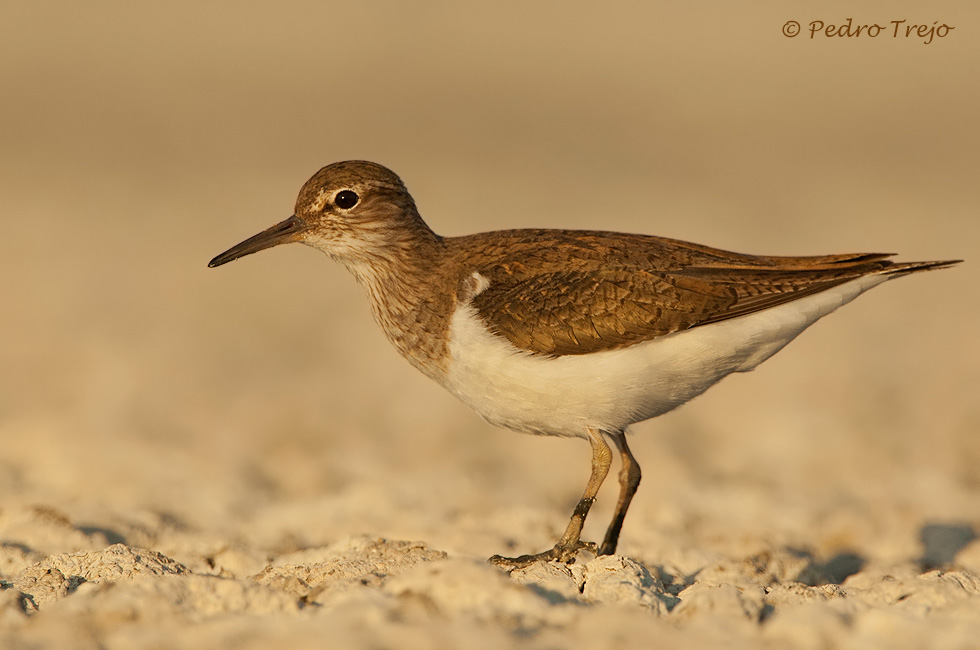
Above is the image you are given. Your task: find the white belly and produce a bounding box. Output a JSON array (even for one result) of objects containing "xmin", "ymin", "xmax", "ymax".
[{"xmin": 442, "ymin": 274, "xmax": 888, "ymax": 437}]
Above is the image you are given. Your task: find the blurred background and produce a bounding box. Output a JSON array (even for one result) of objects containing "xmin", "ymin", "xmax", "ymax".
[{"xmin": 1, "ymin": 0, "xmax": 977, "ymax": 563}]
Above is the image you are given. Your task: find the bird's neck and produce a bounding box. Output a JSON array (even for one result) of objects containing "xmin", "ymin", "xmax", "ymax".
[{"xmin": 341, "ymin": 225, "xmax": 453, "ymax": 381}]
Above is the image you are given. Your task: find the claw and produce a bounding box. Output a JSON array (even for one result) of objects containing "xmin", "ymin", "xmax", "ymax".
[{"xmin": 488, "ymin": 540, "xmax": 597, "ymax": 570}]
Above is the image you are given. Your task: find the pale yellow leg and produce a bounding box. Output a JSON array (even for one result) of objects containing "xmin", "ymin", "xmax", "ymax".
[
  {"xmin": 598, "ymin": 430, "xmax": 642, "ymax": 556},
  {"xmin": 490, "ymin": 428, "xmax": 612, "ymax": 569}
]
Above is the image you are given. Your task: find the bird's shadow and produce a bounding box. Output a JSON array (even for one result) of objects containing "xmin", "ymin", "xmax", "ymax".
[{"xmin": 919, "ymin": 521, "xmax": 977, "ymax": 570}]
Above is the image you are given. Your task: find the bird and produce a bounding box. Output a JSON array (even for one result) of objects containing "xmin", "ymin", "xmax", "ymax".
[{"xmin": 208, "ymin": 160, "xmax": 960, "ymax": 569}]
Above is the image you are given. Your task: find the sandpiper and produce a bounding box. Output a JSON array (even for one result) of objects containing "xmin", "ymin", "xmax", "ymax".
[{"xmin": 209, "ymin": 161, "xmax": 960, "ymax": 568}]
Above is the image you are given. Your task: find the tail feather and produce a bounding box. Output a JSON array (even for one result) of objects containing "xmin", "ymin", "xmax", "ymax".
[{"xmin": 880, "ymin": 259, "xmax": 963, "ymax": 276}]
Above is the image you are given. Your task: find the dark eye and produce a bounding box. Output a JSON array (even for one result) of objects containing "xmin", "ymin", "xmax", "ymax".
[{"xmin": 335, "ymin": 190, "xmax": 359, "ymax": 210}]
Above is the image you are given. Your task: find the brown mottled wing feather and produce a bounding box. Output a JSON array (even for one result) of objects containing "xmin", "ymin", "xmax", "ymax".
[
  {"xmin": 463, "ymin": 231, "xmax": 958, "ymax": 356},
  {"xmin": 471, "ymin": 269, "xmax": 734, "ymax": 355}
]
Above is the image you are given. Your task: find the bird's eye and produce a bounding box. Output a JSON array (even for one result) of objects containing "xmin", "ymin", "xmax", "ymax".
[{"xmin": 334, "ymin": 190, "xmax": 359, "ymax": 210}]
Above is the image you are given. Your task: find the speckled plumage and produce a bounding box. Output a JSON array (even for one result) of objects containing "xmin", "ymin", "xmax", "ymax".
[
  {"xmin": 452, "ymin": 232, "xmax": 949, "ymax": 357},
  {"xmin": 209, "ymin": 160, "xmax": 960, "ymax": 567}
]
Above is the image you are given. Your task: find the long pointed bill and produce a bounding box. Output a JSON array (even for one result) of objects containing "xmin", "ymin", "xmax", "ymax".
[{"xmin": 208, "ymin": 214, "xmax": 309, "ymax": 268}]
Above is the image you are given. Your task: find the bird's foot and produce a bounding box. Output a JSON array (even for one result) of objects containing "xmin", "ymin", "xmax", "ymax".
[{"xmin": 488, "ymin": 540, "xmax": 597, "ymax": 571}]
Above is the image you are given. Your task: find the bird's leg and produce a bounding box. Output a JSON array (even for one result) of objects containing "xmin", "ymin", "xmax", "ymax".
[
  {"xmin": 550, "ymin": 428, "xmax": 612, "ymax": 558},
  {"xmin": 489, "ymin": 428, "xmax": 611, "ymax": 569},
  {"xmin": 598, "ymin": 430, "xmax": 641, "ymax": 556}
]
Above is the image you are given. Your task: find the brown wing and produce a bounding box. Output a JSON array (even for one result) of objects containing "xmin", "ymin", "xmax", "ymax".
[
  {"xmin": 460, "ymin": 230, "xmax": 958, "ymax": 356},
  {"xmin": 470, "ymin": 268, "xmax": 731, "ymax": 355}
]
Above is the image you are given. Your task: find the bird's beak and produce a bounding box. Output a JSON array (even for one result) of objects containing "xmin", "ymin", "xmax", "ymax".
[{"xmin": 208, "ymin": 214, "xmax": 309, "ymax": 268}]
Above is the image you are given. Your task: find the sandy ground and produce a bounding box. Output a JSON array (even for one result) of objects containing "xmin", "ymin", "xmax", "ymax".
[{"xmin": 2, "ymin": 1, "xmax": 979, "ymax": 648}]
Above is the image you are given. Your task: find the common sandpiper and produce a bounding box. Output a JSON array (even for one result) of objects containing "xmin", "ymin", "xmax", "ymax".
[{"xmin": 209, "ymin": 161, "xmax": 960, "ymax": 569}]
